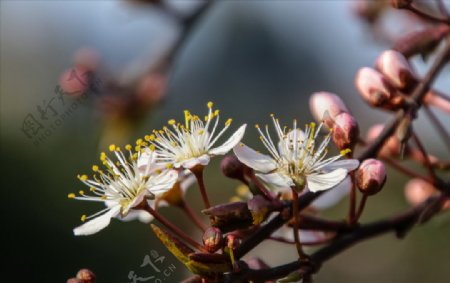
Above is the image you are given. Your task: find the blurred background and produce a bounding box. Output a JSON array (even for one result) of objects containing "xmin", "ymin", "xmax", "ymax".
[{"xmin": 1, "ymin": 1, "xmax": 449, "ymax": 282}]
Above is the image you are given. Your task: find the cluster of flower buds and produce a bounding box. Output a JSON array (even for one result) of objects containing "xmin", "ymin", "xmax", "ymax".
[
  {"xmin": 310, "ymin": 92, "xmax": 359, "ymax": 150},
  {"xmin": 355, "ymin": 50, "xmax": 418, "ymax": 111},
  {"xmin": 67, "ymin": 269, "xmax": 95, "ymax": 283}
]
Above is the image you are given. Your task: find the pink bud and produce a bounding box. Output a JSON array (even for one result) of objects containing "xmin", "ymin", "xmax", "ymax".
[
  {"xmin": 375, "ymin": 50, "xmax": 417, "ymax": 90},
  {"xmin": 73, "ymin": 47, "xmax": 100, "ymax": 72},
  {"xmin": 59, "ymin": 66, "xmax": 89, "ymax": 96},
  {"xmin": 404, "ymin": 179, "xmax": 438, "ymax": 206},
  {"xmin": 355, "ymin": 67, "xmax": 401, "ymax": 109},
  {"xmin": 356, "ymin": 159, "xmax": 386, "ymax": 195},
  {"xmin": 366, "ymin": 124, "xmax": 402, "ymax": 157},
  {"xmin": 202, "ymin": 227, "xmax": 223, "ymax": 253},
  {"xmin": 76, "ymin": 269, "xmax": 96, "ymax": 283},
  {"xmin": 332, "ymin": 112, "xmax": 359, "ymax": 150},
  {"xmin": 136, "ymin": 73, "xmax": 166, "ymax": 106},
  {"xmin": 309, "ymin": 92, "xmax": 349, "ymax": 128}
]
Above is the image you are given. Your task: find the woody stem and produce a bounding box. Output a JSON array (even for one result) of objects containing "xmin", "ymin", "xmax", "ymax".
[{"xmin": 141, "ymin": 202, "xmax": 206, "ymax": 252}]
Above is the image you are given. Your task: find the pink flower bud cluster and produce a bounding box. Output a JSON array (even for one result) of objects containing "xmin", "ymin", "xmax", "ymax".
[
  {"xmin": 355, "ymin": 50, "xmax": 417, "ymax": 111},
  {"xmin": 310, "ymin": 92, "xmax": 359, "ymax": 150}
]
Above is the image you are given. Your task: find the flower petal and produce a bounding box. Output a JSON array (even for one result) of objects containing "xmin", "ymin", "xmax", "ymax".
[
  {"xmin": 321, "ymin": 159, "xmax": 359, "ymax": 172},
  {"xmin": 306, "ymin": 168, "xmax": 348, "ymax": 192},
  {"xmin": 311, "ymin": 176, "xmax": 351, "ymax": 209},
  {"xmin": 149, "ymin": 169, "xmax": 179, "ymax": 195},
  {"xmin": 73, "ymin": 205, "xmax": 121, "ymax": 236},
  {"xmin": 181, "ymin": 155, "xmax": 211, "ymax": 169},
  {"xmin": 209, "ymin": 124, "xmax": 247, "ymax": 156},
  {"xmin": 119, "ymin": 210, "xmax": 154, "ymax": 223},
  {"xmin": 256, "ymin": 172, "xmax": 294, "ymax": 191},
  {"xmin": 233, "ymin": 143, "xmax": 277, "ymax": 173}
]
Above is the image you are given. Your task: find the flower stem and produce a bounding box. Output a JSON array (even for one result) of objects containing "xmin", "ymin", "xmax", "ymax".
[
  {"xmin": 180, "ymin": 199, "xmax": 207, "ymax": 232},
  {"xmin": 354, "ymin": 194, "xmax": 368, "ymax": 222},
  {"xmin": 141, "ymin": 202, "xmax": 206, "ymax": 252},
  {"xmin": 348, "ymin": 176, "xmax": 357, "ymax": 224},
  {"xmin": 291, "ymin": 188, "xmax": 308, "ymax": 260},
  {"xmin": 191, "ymin": 167, "xmax": 211, "ymax": 209}
]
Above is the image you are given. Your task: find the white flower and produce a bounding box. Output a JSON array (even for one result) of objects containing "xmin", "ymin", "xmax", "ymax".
[
  {"xmin": 233, "ymin": 115, "xmax": 359, "ymax": 193},
  {"xmin": 147, "ymin": 102, "xmax": 246, "ymax": 169},
  {"xmin": 69, "ymin": 145, "xmax": 178, "ymax": 236}
]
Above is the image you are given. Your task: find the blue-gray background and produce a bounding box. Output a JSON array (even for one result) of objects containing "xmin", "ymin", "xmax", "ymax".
[{"xmin": 1, "ymin": 1, "xmax": 449, "ymax": 282}]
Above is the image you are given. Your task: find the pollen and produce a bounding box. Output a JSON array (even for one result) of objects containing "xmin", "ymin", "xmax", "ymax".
[
  {"xmin": 225, "ymin": 118, "xmax": 232, "ymax": 126},
  {"xmin": 149, "ymin": 144, "xmax": 156, "ymax": 151},
  {"xmin": 214, "ymin": 110, "xmax": 220, "ymax": 116},
  {"xmin": 166, "ymin": 163, "xmax": 173, "ymax": 169},
  {"xmin": 136, "ymin": 139, "xmax": 143, "ymax": 145},
  {"xmin": 207, "ymin": 101, "xmax": 213, "ymax": 108},
  {"xmin": 68, "ymin": 193, "xmax": 76, "ymax": 199},
  {"xmin": 79, "ymin": 190, "xmax": 85, "ymax": 195},
  {"xmin": 255, "ymin": 124, "xmax": 260, "ymax": 129},
  {"xmin": 92, "ymin": 165, "xmax": 99, "ymax": 172},
  {"xmin": 168, "ymin": 119, "xmax": 176, "ymax": 125},
  {"xmin": 109, "ymin": 144, "xmax": 116, "ymax": 152},
  {"xmin": 340, "ymin": 149, "xmax": 352, "ymax": 156},
  {"xmin": 81, "ymin": 215, "xmax": 87, "ymax": 222},
  {"xmin": 125, "ymin": 144, "xmax": 132, "ymax": 151},
  {"xmin": 79, "ymin": 175, "xmax": 88, "ymax": 181}
]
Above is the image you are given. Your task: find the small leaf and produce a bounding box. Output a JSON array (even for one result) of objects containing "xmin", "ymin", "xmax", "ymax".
[{"xmin": 151, "ymin": 224, "xmax": 231, "ymax": 276}]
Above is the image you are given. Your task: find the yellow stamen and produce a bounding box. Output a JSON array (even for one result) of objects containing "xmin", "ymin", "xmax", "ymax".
[
  {"xmin": 109, "ymin": 144, "xmax": 116, "ymax": 152},
  {"xmin": 79, "ymin": 190, "xmax": 85, "ymax": 195},
  {"xmin": 79, "ymin": 175, "xmax": 88, "ymax": 181},
  {"xmin": 168, "ymin": 119, "xmax": 176, "ymax": 125},
  {"xmin": 68, "ymin": 193, "xmax": 76, "ymax": 199},
  {"xmin": 225, "ymin": 118, "xmax": 232, "ymax": 126},
  {"xmin": 81, "ymin": 215, "xmax": 87, "ymax": 222},
  {"xmin": 92, "ymin": 165, "xmax": 99, "ymax": 172},
  {"xmin": 207, "ymin": 101, "xmax": 213, "ymax": 108}
]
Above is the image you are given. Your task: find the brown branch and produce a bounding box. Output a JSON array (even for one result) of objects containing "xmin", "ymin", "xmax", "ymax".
[
  {"xmin": 231, "ymin": 36, "xmax": 450, "ymax": 270},
  {"xmin": 228, "ymin": 195, "xmax": 445, "ymax": 282}
]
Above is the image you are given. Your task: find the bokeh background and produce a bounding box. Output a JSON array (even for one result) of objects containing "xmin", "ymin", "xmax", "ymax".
[{"xmin": 1, "ymin": 1, "xmax": 449, "ymax": 282}]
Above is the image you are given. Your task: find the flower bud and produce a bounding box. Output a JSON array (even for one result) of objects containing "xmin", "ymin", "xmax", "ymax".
[
  {"xmin": 366, "ymin": 124, "xmax": 403, "ymax": 157},
  {"xmin": 59, "ymin": 66, "xmax": 89, "ymax": 96},
  {"xmin": 390, "ymin": 0, "xmax": 412, "ymax": 9},
  {"xmin": 220, "ymin": 155, "xmax": 246, "ymax": 182},
  {"xmin": 202, "ymin": 227, "xmax": 223, "ymax": 253},
  {"xmin": 393, "ymin": 25, "xmax": 450, "ymax": 58},
  {"xmin": 225, "ymin": 234, "xmax": 242, "ymax": 251},
  {"xmin": 356, "ymin": 159, "xmax": 387, "ymax": 195},
  {"xmin": 375, "ymin": 50, "xmax": 417, "ymax": 91},
  {"xmin": 137, "ymin": 73, "xmax": 166, "ymax": 106},
  {"xmin": 73, "ymin": 47, "xmax": 100, "ymax": 72},
  {"xmin": 404, "ymin": 179, "xmax": 437, "ymax": 206},
  {"xmin": 355, "ymin": 67, "xmax": 401, "ymax": 110},
  {"xmin": 309, "ymin": 92, "xmax": 349, "ymax": 128},
  {"xmin": 332, "ymin": 112, "xmax": 359, "ymax": 151},
  {"xmin": 76, "ymin": 269, "xmax": 96, "ymax": 283}
]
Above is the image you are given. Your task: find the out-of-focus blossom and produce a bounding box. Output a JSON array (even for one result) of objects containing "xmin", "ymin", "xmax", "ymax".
[{"xmin": 366, "ymin": 124, "xmax": 402, "ymax": 157}]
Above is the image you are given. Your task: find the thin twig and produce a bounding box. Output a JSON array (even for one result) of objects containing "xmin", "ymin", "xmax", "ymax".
[
  {"xmin": 411, "ymin": 133, "xmax": 438, "ymax": 181},
  {"xmin": 423, "ymin": 105, "xmax": 450, "ymax": 150}
]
